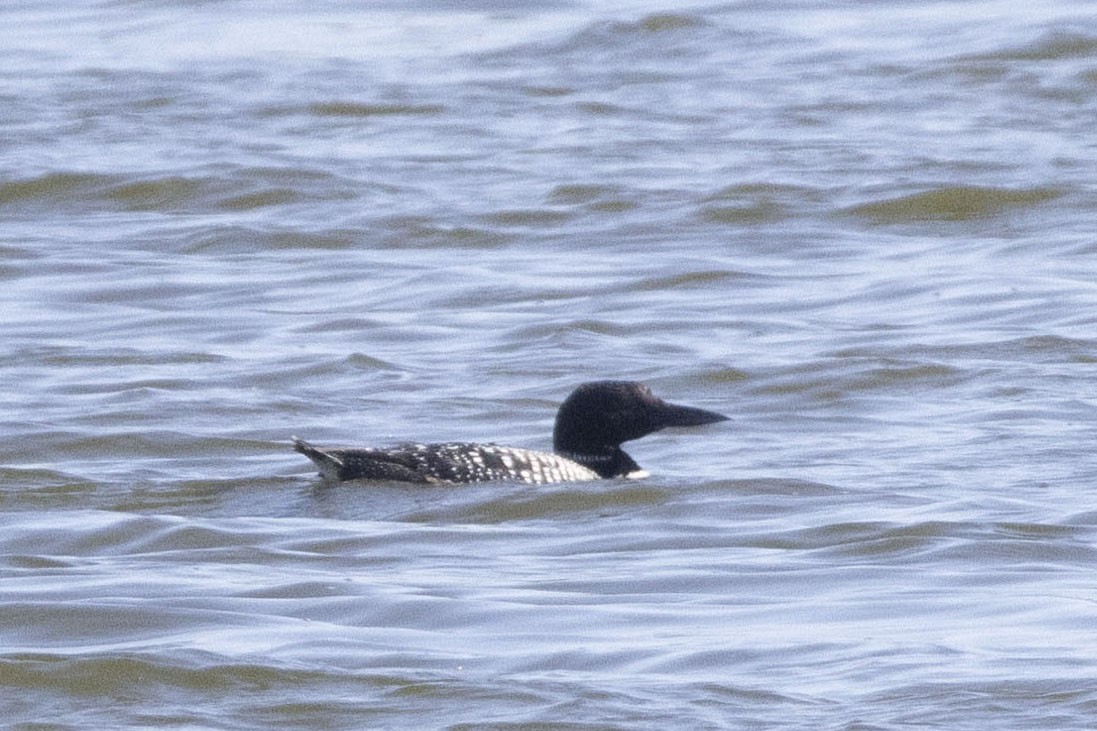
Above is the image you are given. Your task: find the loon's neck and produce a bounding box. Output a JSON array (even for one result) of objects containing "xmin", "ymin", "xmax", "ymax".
[{"xmin": 556, "ymin": 446, "xmax": 641, "ymax": 479}]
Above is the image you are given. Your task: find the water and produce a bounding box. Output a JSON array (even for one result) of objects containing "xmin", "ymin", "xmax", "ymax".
[{"xmin": 3, "ymin": 0, "xmax": 1097, "ymax": 728}]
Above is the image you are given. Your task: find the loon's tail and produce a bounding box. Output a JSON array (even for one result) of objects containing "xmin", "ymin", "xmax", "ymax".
[{"xmin": 292, "ymin": 436, "xmax": 344, "ymax": 481}]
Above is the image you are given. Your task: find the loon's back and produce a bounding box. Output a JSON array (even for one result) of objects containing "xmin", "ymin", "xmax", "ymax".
[{"xmin": 293, "ymin": 438, "xmax": 601, "ymax": 485}]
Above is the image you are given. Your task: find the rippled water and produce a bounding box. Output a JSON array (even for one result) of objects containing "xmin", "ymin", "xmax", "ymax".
[{"xmin": 4, "ymin": 1, "xmax": 1097, "ymax": 728}]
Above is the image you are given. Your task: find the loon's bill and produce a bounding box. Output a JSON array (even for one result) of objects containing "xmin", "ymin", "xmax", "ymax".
[{"xmin": 294, "ymin": 381, "xmax": 727, "ymax": 485}]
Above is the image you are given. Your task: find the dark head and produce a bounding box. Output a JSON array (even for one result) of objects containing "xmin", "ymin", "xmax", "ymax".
[{"xmin": 552, "ymin": 381, "xmax": 728, "ymax": 478}]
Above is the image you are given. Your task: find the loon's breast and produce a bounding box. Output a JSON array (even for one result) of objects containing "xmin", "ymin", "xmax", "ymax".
[{"xmin": 294, "ymin": 438, "xmax": 601, "ymax": 485}]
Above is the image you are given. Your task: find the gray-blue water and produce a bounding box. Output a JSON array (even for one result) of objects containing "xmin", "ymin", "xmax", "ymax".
[{"xmin": 4, "ymin": 1, "xmax": 1097, "ymax": 728}]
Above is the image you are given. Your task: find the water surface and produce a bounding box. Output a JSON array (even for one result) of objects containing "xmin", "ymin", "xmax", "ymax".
[{"xmin": 3, "ymin": 1, "xmax": 1097, "ymax": 728}]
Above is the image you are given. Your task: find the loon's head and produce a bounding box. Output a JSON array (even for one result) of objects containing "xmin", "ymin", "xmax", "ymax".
[{"xmin": 552, "ymin": 381, "xmax": 728, "ymax": 478}]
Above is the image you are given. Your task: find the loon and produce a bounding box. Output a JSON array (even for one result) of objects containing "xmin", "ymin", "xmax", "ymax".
[{"xmin": 293, "ymin": 381, "xmax": 727, "ymax": 485}]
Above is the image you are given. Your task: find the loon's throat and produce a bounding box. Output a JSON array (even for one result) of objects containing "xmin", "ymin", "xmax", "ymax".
[
  {"xmin": 557, "ymin": 450, "xmax": 615, "ymax": 465},
  {"xmin": 556, "ymin": 447, "xmax": 640, "ymax": 479}
]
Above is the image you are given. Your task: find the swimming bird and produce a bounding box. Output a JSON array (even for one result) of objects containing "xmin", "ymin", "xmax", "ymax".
[{"xmin": 293, "ymin": 380, "xmax": 727, "ymax": 484}]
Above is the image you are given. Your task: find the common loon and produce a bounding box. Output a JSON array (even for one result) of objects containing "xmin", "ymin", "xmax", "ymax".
[{"xmin": 293, "ymin": 381, "xmax": 727, "ymax": 485}]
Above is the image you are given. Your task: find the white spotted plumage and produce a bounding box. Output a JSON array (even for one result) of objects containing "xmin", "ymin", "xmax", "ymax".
[
  {"xmin": 296, "ymin": 440, "xmax": 603, "ymax": 485},
  {"xmin": 439, "ymin": 443, "xmax": 601, "ymax": 484}
]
